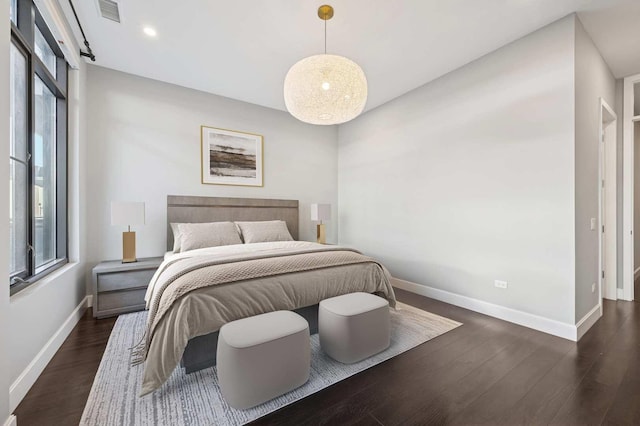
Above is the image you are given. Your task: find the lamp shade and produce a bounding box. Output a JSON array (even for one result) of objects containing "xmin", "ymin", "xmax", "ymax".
[
  {"xmin": 284, "ymin": 54, "xmax": 367, "ymax": 125},
  {"xmin": 111, "ymin": 202, "xmax": 145, "ymax": 226},
  {"xmin": 310, "ymin": 203, "xmax": 331, "ymax": 222}
]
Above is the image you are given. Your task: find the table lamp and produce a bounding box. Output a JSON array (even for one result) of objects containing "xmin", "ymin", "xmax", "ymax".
[
  {"xmin": 310, "ymin": 203, "xmax": 331, "ymax": 244},
  {"xmin": 111, "ymin": 201, "xmax": 145, "ymax": 263}
]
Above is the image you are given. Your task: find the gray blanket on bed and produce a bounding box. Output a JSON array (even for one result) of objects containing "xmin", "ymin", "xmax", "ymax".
[{"xmin": 136, "ymin": 245, "xmax": 395, "ymax": 396}]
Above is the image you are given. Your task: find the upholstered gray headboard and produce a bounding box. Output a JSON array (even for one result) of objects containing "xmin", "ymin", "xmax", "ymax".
[{"xmin": 167, "ymin": 195, "xmax": 299, "ymax": 251}]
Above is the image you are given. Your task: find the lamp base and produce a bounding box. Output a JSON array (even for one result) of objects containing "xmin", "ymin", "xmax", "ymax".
[
  {"xmin": 122, "ymin": 231, "xmax": 137, "ymax": 263},
  {"xmin": 316, "ymin": 223, "xmax": 326, "ymax": 244}
]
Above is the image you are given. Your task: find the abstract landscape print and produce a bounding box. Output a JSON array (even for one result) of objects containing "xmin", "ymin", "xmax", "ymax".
[{"xmin": 201, "ymin": 126, "xmax": 263, "ymax": 186}]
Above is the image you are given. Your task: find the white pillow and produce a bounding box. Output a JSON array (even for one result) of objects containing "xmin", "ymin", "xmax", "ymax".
[
  {"xmin": 235, "ymin": 220, "xmax": 294, "ymax": 244},
  {"xmin": 178, "ymin": 222, "xmax": 243, "ymax": 252},
  {"xmin": 170, "ymin": 223, "xmax": 184, "ymax": 253}
]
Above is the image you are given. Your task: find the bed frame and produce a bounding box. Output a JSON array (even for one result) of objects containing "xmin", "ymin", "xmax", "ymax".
[
  {"xmin": 167, "ymin": 195, "xmax": 299, "ymax": 251},
  {"xmin": 166, "ymin": 195, "xmax": 314, "ymax": 373}
]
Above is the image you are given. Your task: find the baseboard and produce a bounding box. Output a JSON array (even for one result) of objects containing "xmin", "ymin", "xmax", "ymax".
[
  {"xmin": 576, "ymin": 303, "xmax": 602, "ymax": 341},
  {"xmin": 3, "ymin": 415, "xmax": 17, "ymax": 426},
  {"xmin": 9, "ymin": 296, "xmax": 90, "ymax": 411},
  {"xmin": 392, "ymin": 278, "xmax": 578, "ymax": 341}
]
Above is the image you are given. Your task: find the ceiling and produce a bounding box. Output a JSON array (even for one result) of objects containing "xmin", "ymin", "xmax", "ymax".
[
  {"xmin": 578, "ymin": 0, "xmax": 640, "ymax": 78},
  {"xmin": 63, "ymin": 0, "xmax": 640, "ymax": 113}
]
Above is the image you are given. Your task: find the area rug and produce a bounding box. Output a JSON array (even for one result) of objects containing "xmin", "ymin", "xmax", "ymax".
[{"xmin": 80, "ymin": 303, "xmax": 461, "ymax": 426}]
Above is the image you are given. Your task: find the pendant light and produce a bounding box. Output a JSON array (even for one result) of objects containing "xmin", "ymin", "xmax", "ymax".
[{"xmin": 284, "ymin": 5, "xmax": 368, "ymax": 125}]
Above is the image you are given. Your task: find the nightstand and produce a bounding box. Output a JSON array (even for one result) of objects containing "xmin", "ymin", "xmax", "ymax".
[{"xmin": 92, "ymin": 257, "xmax": 164, "ymax": 318}]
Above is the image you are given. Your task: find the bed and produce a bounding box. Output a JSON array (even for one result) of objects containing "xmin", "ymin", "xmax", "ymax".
[{"xmin": 136, "ymin": 195, "xmax": 395, "ymax": 396}]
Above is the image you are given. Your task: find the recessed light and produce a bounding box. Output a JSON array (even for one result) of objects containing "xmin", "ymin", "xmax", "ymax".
[{"xmin": 143, "ymin": 26, "xmax": 157, "ymax": 37}]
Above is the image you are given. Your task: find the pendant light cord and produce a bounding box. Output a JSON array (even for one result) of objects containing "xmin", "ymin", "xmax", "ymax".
[{"xmin": 324, "ymin": 18, "xmax": 327, "ymax": 54}]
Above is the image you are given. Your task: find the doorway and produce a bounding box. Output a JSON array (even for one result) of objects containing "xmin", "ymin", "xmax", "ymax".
[{"xmin": 600, "ymin": 99, "xmax": 617, "ymax": 301}]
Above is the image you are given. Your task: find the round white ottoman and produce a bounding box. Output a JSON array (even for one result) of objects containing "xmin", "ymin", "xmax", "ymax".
[
  {"xmin": 216, "ymin": 311, "xmax": 310, "ymax": 410},
  {"xmin": 319, "ymin": 292, "xmax": 390, "ymax": 363}
]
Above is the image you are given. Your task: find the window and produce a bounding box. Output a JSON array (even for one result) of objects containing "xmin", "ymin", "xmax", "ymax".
[
  {"xmin": 10, "ymin": 0, "xmax": 68, "ymax": 293},
  {"xmin": 10, "ymin": 0, "xmax": 16, "ymax": 23},
  {"xmin": 34, "ymin": 76, "xmax": 57, "ymax": 271},
  {"xmin": 9, "ymin": 44, "xmax": 28, "ymax": 277},
  {"xmin": 34, "ymin": 27, "xmax": 56, "ymax": 78}
]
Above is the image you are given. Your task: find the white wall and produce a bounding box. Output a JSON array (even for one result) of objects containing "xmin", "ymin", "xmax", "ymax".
[
  {"xmin": 1, "ymin": 0, "xmax": 12, "ymax": 421},
  {"xmin": 8, "ymin": 59, "xmax": 89, "ymax": 411},
  {"xmin": 339, "ymin": 16, "xmax": 577, "ymax": 325},
  {"xmin": 574, "ymin": 18, "xmax": 616, "ymax": 321},
  {"xmin": 86, "ymin": 66, "xmax": 339, "ymax": 263}
]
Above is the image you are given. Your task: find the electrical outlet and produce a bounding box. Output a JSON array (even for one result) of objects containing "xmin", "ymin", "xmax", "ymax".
[
  {"xmin": 494, "ymin": 280, "xmax": 508, "ymax": 289},
  {"xmin": 592, "ymin": 283, "xmax": 596, "ymax": 293},
  {"xmin": 590, "ymin": 218, "xmax": 597, "ymax": 231}
]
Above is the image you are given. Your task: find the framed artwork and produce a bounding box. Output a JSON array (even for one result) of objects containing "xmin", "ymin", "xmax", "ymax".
[{"xmin": 200, "ymin": 126, "xmax": 263, "ymax": 187}]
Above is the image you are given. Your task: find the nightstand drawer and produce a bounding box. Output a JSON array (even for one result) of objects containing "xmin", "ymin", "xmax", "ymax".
[
  {"xmin": 97, "ymin": 268, "xmax": 156, "ymax": 293},
  {"xmin": 92, "ymin": 257, "xmax": 163, "ymax": 318},
  {"xmin": 98, "ymin": 288, "xmax": 147, "ymax": 312}
]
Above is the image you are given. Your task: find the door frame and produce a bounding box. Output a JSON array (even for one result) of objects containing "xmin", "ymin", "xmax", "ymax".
[
  {"xmin": 622, "ymin": 73, "xmax": 640, "ymax": 301},
  {"xmin": 599, "ymin": 98, "xmax": 617, "ymax": 302}
]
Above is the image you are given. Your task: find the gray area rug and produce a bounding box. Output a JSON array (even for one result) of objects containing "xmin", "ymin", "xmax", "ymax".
[{"xmin": 81, "ymin": 303, "xmax": 461, "ymax": 425}]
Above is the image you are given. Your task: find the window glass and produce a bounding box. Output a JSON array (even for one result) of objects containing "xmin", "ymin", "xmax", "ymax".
[
  {"xmin": 10, "ymin": 163, "xmax": 28, "ymax": 276},
  {"xmin": 10, "ymin": 44, "xmax": 28, "ymax": 161},
  {"xmin": 35, "ymin": 26, "xmax": 57, "ymax": 79},
  {"xmin": 10, "ymin": 0, "xmax": 17, "ymax": 24},
  {"xmin": 10, "ymin": 43, "xmax": 28, "ymax": 277},
  {"xmin": 34, "ymin": 76, "xmax": 57, "ymax": 270}
]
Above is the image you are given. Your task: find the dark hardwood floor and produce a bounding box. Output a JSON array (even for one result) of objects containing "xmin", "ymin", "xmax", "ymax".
[
  {"xmin": 15, "ymin": 289, "xmax": 640, "ymax": 425},
  {"xmin": 14, "ymin": 313, "xmax": 117, "ymax": 426}
]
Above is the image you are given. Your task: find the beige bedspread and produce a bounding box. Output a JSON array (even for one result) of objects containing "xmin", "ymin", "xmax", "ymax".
[{"xmin": 137, "ymin": 242, "xmax": 395, "ymax": 396}]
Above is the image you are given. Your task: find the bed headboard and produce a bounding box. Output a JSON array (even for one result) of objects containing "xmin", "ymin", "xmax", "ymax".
[{"xmin": 167, "ymin": 195, "xmax": 299, "ymax": 251}]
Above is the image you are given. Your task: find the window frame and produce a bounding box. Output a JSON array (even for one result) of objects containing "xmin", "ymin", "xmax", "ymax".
[{"xmin": 10, "ymin": 0, "xmax": 68, "ymax": 295}]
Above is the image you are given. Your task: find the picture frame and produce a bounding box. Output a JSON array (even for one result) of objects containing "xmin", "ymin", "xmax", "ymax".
[{"xmin": 200, "ymin": 125, "xmax": 264, "ymax": 187}]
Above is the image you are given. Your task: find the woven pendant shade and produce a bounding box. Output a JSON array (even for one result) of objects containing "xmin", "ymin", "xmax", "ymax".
[{"xmin": 284, "ymin": 54, "xmax": 367, "ymax": 125}]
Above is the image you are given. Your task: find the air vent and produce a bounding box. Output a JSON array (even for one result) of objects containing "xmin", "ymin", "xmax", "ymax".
[{"xmin": 98, "ymin": 0, "xmax": 120, "ymax": 23}]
